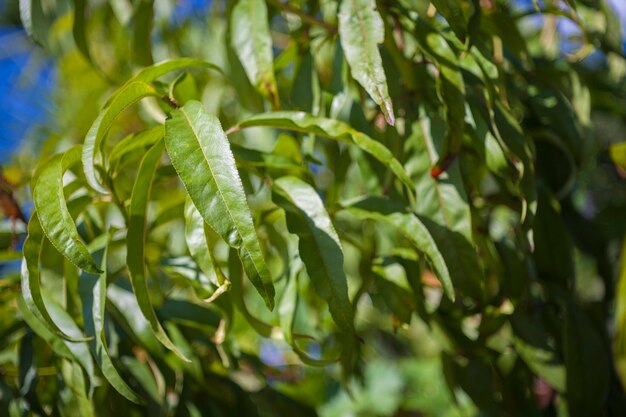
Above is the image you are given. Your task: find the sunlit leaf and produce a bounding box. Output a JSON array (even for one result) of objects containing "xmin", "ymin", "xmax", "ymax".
[
  {"xmin": 165, "ymin": 100, "xmax": 275, "ymax": 310},
  {"xmin": 338, "ymin": 0, "xmax": 394, "ymax": 125}
]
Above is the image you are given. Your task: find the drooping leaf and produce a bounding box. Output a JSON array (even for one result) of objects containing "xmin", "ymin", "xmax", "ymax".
[
  {"xmin": 341, "ymin": 196, "xmax": 454, "ymax": 300},
  {"xmin": 278, "ymin": 265, "xmax": 339, "ymax": 366},
  {"xmin": 127, "ymin": 140, "xmax": 190, "ymax": 361},
  {"xmin": 235, "ymin": 111, "xmax": 413, "ymax": 194},
  {"xmin": 165, "ymin": 100, "xmax": 275, "ymax": 310},
  {"xmin": 78, "ymin": 235, "xmax": 144, "ymax": 404},
  {"xmin": 414, "ymin": 20, "xmax": 466, "ymax": 176},
  {"xmin": 230, "ymin": 0, "xmax": 279, "ymax": 108},
  {"xmin": 184, "ymin": 196, "xmax": 230, "ymax": 301},
  {"xmin": 72, "ymin": 0, "xmax": 91, "ymax": 62},
  {"xmin": 406, "ymin": 116, "xmax": 483, "ymax": 298},
  {"xmin": 273, "ymin": 176, "xmax": 353, "ymax": 332},
  {"xmin": 430, "ymin": 0, "xmax": 469, "ymax": 42},
  {"xmin": 132, "ymin": 0, "xmax": 154, "ymax": 67},
  {"xmin": 83, "ymin": 81, "xmax": 158, "ymax": 194},
  {"xmin": 338, "ymin": 0, "xmax": 394, "ymax": 125},
  {"xmin": 33, "ymin": 146, "xmax": 101, "ymax": 274}
]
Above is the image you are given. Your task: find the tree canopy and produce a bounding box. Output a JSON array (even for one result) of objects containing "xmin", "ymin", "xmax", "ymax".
[{"xmin": 2, "ymin": 0, "xmax": 626, "ymax": 416}]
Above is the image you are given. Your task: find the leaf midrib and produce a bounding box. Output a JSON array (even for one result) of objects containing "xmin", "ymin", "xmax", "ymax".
[{"xmin": 179, "ymin": 107, "xmax": 270, "ymax": 300}]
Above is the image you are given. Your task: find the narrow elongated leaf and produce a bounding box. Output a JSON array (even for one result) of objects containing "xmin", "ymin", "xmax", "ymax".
[
  {"xmin": 184, "ymin": 197, "xmax": 230, "ymax": 301},
  {"xmin": 235, "ymin": 111, "xmax": 413, "ymax": 194},
  {"xmin": 82, "ymin": 81, "xmax": 158, "ymax": 194},
  {"xmin": 279, "ymin": 265, "xmax": 339, "ymax": 366},
  {"xmin": 78, "ymin": 235, "xmax": 144, "ymax": 404},
  {"xmin": 132, "ymin": 0, "xmax": 154, "ymax": 66},
  {"xmin": 127, "ymin": 140, "xmax": 190, "ymax": 361},
  {"xmin": 19, "ymin": 0, "xmax": 47, "ymax": 45},
  {"xmin": 414, "ymin": 21, "xmax": 466, "ymax": 176},
  {"xmin": 33, "ymin": 146, "xmax": 101, "ymax": 274},
  {"xmin": 431, "ymin": 0, "xmax": 469, "ymax": 42},
  {"xmin": 273, "ymin": 176, "xmax": 353, "ymax": 332},
  {"xmin": 59, "ymin": 360, "xmax": 95, "ymax": 417},
  {"xmin": 165, "ymin": 100, "xmax": 275, "ymax": 310},
  {"xmin": 341, "ymin": 196, "xmax": 454, "ymax": 300},
  {"xmin": 17, "ymin": 294, "xmax": 73, "ymax": 361},
  {"xmin": 103, "ymin": 58, "xmax": 223, "ymax": 108},
  {"xmin": 406, "ymin": 116, "xmax": 483, "ymax": 298},
  {"xmin": 230, "ymin": 0, "xmax": 279, "ymax": 108},
  {"xmin": 21, "ymin": 213, "xmax": 70, "ymax": 339},
  {"xmin": 72, "ymin": 0, "xmax": 91, "ymax": 62},
  {"xmin": 338, "ymin": 0, "xmax": 394, "ymax": 125}
]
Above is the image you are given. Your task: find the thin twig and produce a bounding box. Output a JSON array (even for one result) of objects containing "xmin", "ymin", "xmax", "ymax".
[{"xmin": 268, "ymin": 0, "xmax": 337, "ymax": 33}]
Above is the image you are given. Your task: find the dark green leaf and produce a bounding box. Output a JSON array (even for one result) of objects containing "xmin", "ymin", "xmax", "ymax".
[{"xmin": 273, "ymin": 176, "xmax": 353, "ymax": 332}]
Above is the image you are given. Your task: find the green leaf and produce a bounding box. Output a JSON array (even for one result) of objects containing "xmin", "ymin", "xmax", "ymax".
[
  {"xmin": 430, "ymin": 0, "xmax": 469, "ymax": 42},
  {"xmin": 565, "ymin": 300, "xmax": 611, "ymax": 417},
  {"xmin": 78, "ymin": 235, "xmax": 144, "ymax": 404},
  {"xmin": 21, "ymin": 213, "xmax": 73, "ymax": 340},
  {"xmin": 72, "ymin": 0, "xmax": 91, "ymax": 62},
  {"xmin": 127, "ymin": 140, "xmax": 190, "ymax": 361},
  {"xmin": 338, "ymin": 0, "xmax": 394, "ymax": 125},
  {"xmin": 273, "ymin": 176, "xmax": 353, "ymax": 332},
  {"xmin": 184, "ymin": 196, "xmax": 230, "ymax": 300},
  {"xmin": 414, "ymin": 20, "xmax": 466, "ymax": 176},
  {"xmin": 19, "ymin": 0, "xmax": 47, "ymax": 45},
  {"xmin": 511, "ymin": 312, "xmax": 565, "ymax": 392},
  {"xmin": 235, "ymin": 111, "xmax": 413, "ymax": 194},
  {"xmin": 83, "ymin": 81, "xmax": 158, "ymax": 194},
  {"xmin": 59, "ymin": 359, "xmax": 95, "ymax": 417},
  {"xmin": 107, "ymin": 125, "xmax": 165, "ymax": 176},
  {"xmin": 230, "ymin": 0, "xmax": 279, "ymax": 108},
  {"xmin": 278, "ymin": 266, "xmax": 339, "ymax": 366},
  {"xmin": 132, "ymin": 0, "xmax": 154, "ymax": 66},
  {"xmin": 341, "ymin": 196, "xmax": 454, "ymax": 300},
  {"xmin": 33, "ymin": 146, "xmax": 101, "ymax": 274},
  {"xmin": 165, "ymin": 100, "xmax": 275, "ymax": 310},
  {"xmin": 406, "ymin": 116, "xmax": 483, "ymax": 298}
]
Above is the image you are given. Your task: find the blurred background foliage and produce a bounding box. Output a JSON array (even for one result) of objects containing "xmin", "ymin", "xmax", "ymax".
[{"xmin": 2, "ymin": 0, "xmax": 626, "ymax": 416}]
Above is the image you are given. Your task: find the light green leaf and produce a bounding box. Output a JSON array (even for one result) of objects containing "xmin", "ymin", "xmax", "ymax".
[
  {"xmin": 165, "ymin": 100, "xmax": 275, "ymax": 310},
  {"xmin": 230, "ymin": 0, "xmax": 279, "ymax": 108},
  {"xmin": 184, "ymin": 196, "xmax": 230, "ymax": 300},
  {"xmin": 59, "ymin": 359, "xmax": 95, "ymax": 417},
  {"xmin": 33, "ymin": 146, "xmax": 101, "ymax": 274},
  {"xmin": 127, "ymin": 140, "xmax": 190, "ymax": 361},
  {"xmin": 83, "ymin": 81, "xmax": 158, "ymax": 194},
  {"xmin": 341, "ymin": 196, "xmax": 454, "ymax": 300},
  {"xmin": 235, "ymin": 111, "xmax": 413, "ymax": 194},
  {"xmin": 273, "ymin": 176, "xmax": 353, "ymax": 332},
  {"xmin": 338, "ymin": 0, "xmax": 394, "ymax": 125},
  {"xmin": 78, "ymin": 235, "xmax": 144, "ymax": 404}
]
